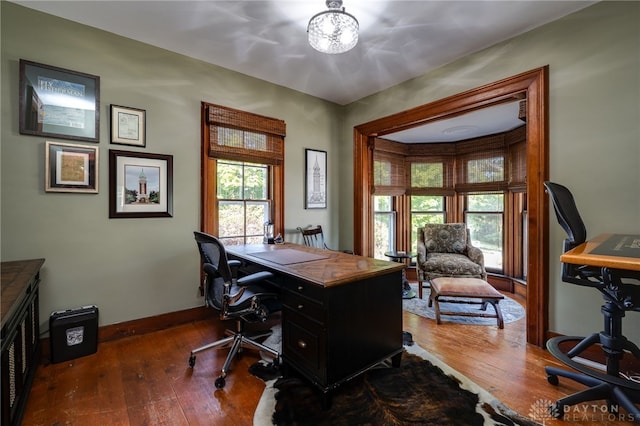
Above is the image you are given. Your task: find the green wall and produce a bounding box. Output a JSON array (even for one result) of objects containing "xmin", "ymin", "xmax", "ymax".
[
  {"xmin": 2, "ymin": 2, "xmax": 639, "ymax": 342},
  {"xmin": 1, "ymin": 2, "xmax": 340, "ymax": 327}
]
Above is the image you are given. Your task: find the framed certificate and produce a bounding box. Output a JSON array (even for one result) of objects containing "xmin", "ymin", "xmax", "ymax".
[
  {"xmin": 110, "ymin": 105, "xmax": 146, "ymax": 147},
  {"xmin": 20, "ymin": 60, "xmax": 100, "ymax": 143},
  {"xmin": 45, "ymin": 141, "xmax": 99, "ymax": 193}
]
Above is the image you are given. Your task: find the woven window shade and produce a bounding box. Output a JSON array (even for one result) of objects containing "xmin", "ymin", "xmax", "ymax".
[
  {"xmin": 205, "ymin": 104, "xmax": 285, "ymax": 165},
  {"xmin": 407, "ymin": 156, "xmax": 455, "ymax": 196},
  {"xmin": 455, "ymin": 136, "xmax": 507, "ymax": 193},
  {"xmin": 373, "ymin": 151, "xmax": 406, "ymax": 195},
  {"xmin": 372, "ymin": 138, "xmax": 407, "ymax": 195}
]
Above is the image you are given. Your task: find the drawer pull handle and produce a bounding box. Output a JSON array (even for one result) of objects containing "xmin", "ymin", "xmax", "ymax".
[
  {"xmin": 297, "ymin": 285, "xmax": 304, "ymax": 292},
  {"xmin": 297, "ymin": 340, "xmax": 307, "ymax": 349},
  {"xmin": 297, "ymin": 304, "xmax": 304, "ymax": 310}
]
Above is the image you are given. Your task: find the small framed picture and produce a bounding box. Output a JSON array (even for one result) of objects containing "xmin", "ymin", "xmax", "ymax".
[
  {"xmin": 20, "ymin": 59, "xmax": 100, "ymax": 143},
  {"xmin": 110, "ymin": 105, "xmax": 146, "ymax": 147},
  {"xmin": 305, "ymin": 148, "xmax": 327, "ymax": 209},
  {"xmin": 45, "ymin": 141, "xmax": 99, "ymax": 193},
  {"xmin": 109, "ymin": 150, "xmax": 173, "ymax": 218}
]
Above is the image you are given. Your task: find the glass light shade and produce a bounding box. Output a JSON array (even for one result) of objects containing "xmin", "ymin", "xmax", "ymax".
[{"xmin": 307, "ymin": 2, "xmax": 359, "ymax": 54}]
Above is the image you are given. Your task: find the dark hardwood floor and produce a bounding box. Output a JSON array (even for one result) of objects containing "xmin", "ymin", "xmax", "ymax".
[{"xmin": 23, "ymin": 290, "xmax": 636, "ymax": 425}]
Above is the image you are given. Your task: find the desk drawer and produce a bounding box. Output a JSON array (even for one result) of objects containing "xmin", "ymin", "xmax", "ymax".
[
  {"xmin": 282, "ymin": 291, "xmax": 324, "ymax": 324},
  {"xmin": 283, "ymin": 310, "xmax": 325, "ymax": 381},
  {"xmin": 281, "ymin": 278, "xmax": 323, "ymax": 302}
]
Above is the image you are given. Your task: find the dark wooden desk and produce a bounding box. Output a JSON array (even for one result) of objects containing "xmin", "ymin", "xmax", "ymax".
[
  {"xmin": 226, "ymin": 243, "xmax": 405, "ymax": 394},
  {"xmin": 560, "ymin": 233, "xmax": 640, "ymax": 271}
]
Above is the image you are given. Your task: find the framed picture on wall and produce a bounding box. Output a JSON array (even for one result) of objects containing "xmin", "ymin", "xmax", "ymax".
[
  {"xmin": 109, "ymin": 150, "xmax": 173, "ymax": 218},
  {"xmin": 110, "ymin": 104, "xmax": 146, "ymax": 147},
  {"xmin": 45, "ymin": 141, "xmax": 99, "ymax": 193},
  {"xmin": 305, "ymin": 148, "xmax": 327, "ymax": 209},
  {"xmin": 19, "ymin": 59, "xmax": 100, "ymax": 143}
]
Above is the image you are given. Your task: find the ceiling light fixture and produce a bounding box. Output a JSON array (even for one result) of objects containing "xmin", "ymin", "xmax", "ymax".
[{"xmin": 307, "ymin": 0, "xmax": 359, "ymax": 54}]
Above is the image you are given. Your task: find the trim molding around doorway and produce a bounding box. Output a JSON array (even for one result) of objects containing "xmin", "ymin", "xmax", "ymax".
[{"xmin": 353, "ymin": 67, "xmax": 549, "ymax": 347}]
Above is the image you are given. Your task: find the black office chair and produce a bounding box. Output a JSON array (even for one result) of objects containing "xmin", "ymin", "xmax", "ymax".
[
  {"xmin": 189, "ymin": 231, "xmax": 281, "ymax": 389},
  {"xmin": 296, "ymin": 225, "xmax": 353, "ymax": 254},
  {"xmin": 543, "ymin": 181, "xmax": 640, "ymax": 419}
]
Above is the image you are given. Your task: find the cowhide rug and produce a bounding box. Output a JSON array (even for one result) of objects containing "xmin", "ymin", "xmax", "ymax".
[{"xmin": 251, "ymin": 334, "xmax": 540, "ymax": 426}]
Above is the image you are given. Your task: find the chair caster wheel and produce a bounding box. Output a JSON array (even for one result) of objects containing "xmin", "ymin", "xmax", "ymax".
[
  {"xmin": 547, "ymin": 373, "xmax": 559, "ymax": 386},
  {"xmin": 215, "ymin": 376, "xmax": 226, "ymax": 389},
  {"xmin": 188, "ymin": 355, "xmax": 196, "ymax": 368}
]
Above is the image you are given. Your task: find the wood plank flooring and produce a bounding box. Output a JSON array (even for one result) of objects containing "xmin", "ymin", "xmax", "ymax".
[{"xmin": 22, "ymin": 292, "xmax": 637, "ymax": 425}]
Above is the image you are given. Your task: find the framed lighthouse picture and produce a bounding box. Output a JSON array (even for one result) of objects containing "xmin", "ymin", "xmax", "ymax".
[
  {"xmin": 109, "ymin": 150, "xmax": 173, "ymax": 218},
  {"xmin": 305, "ymin": 148, "xmax": 327, "ymax": 209}
]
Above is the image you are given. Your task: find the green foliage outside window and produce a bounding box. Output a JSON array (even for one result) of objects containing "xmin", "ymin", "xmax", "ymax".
[
  {"xmin": 466, "ymin": 193, "xmax": 504, "ymax": 270},
  {"xmin": 217, "ymin": 160, "xmax": 270, "ymax": 244},
  {"xmin": 411, "ymin": 195, "xmax": 445, "ymax": 254}
]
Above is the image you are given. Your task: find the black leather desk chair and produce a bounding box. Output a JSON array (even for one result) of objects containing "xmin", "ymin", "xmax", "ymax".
[
  {"xmin": 189, "ymin": 231, "xmax": 281, "ymax": 389},
  {"xmin": 543, "ymin": 182, "xmax": 640, "ymax": 420}
]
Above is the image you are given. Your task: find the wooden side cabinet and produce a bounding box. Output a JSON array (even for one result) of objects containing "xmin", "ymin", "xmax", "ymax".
[{"xmin": 1, "ymin": 259, "xmax": 45, "ymax": 426}]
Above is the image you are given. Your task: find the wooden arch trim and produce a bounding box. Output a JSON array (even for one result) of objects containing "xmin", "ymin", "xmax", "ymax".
[{"xmin": 353, "ymin": 67, "xmax": 549, "ymax": 346}]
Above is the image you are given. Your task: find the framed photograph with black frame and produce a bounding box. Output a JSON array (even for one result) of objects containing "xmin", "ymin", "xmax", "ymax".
[
  {"xmin": 109, "ymin": 150, "xmax": 173, "ymax": 218},
  {"xmin": 110, "ymin": 104, "xmax": 146, "ymax": 147},
  {"xmin": 45, "ymin": 141, "xmax": 99, "ymax": 193},
  {"xmin": 305, "ymin": 148, "xmax": 327, "ymax": 209},
  {"xmin": 19, "ymin": 59, "xmax": 100, "ymax": 143}
]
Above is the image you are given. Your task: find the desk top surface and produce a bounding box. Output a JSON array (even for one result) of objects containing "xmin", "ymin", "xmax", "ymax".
[
  {"xmin": 560, "ymin": 233, "xmax": 640, "ymax": 271},
  {"xmin": 226, "ymin": 243, "xmax": 404, "ymax": 287}
]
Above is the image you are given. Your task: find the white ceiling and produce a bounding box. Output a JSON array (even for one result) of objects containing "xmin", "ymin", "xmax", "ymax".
[
  {"xmin": 386, "ymin": 99, "xmax": 524, "ymax": 143},
  {"xmin": 13, "ymin": 0, "xmax": 595, "ymax": 141}
]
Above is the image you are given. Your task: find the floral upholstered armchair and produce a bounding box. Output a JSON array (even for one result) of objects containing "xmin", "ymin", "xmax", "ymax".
[{"xmin": 416, "ymin": 223, "xmax": 487, "ymax": 299}]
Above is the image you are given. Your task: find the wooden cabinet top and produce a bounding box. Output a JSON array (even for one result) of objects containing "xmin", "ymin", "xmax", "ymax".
[{"xmin": 1, "ymin": 259, "xmax": 45, "ymax": 329}]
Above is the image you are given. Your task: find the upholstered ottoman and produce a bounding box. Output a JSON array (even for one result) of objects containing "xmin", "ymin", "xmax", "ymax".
[{"xmin": 429, "ymin": 277, "xmax": 505, "ymax": 328}]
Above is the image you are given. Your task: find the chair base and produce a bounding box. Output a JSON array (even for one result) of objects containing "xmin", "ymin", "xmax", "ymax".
[
  {"xmin": 545, "ymin": 335, "xmax": 640, "ymax": 422},
  {"xmin": 189, "ymin": 326, "xmax": 280, "ymax": 389}
]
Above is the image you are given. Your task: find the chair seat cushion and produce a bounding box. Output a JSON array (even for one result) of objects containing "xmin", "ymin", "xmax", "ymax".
[{"xmin": 423, "ymin": 253, "xmax": 484, "ymax": 277}]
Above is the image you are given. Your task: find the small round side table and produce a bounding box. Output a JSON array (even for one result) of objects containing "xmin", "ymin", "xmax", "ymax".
[{"xmin": 384, "ymin": 251, "xmax": 417, "ymax": 299}]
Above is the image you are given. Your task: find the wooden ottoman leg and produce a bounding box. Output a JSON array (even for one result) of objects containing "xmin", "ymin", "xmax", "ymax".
[
  {"xmin": 429, "ymin": 290, "xmax": 442, "ymax": 324},
  {"xmin": 489, "ymin": 300, "xmax": 504, "ymax": 329}
]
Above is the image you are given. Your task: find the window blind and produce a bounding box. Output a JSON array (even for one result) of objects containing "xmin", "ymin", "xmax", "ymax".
[
  {"xmin": 372, "ymin": 138, "xmax": 407, "ymax": 195},
  {"xmin": 205, "ymin": 104, "xmax": 285, "ymax": 165},
  {"xmin": 455, "ymin": 136, "xmax": 507, "ymax": 193}
]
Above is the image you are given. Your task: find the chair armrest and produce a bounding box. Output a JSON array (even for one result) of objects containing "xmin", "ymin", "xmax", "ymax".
[
  {"xmin": 228, "ymin": 259, "xmax": 242, "ymax": 278},
  {"xmin": 466, "ymin": 246, "xmax": 485, "ymax": 269},
  {"xmin": 237, "ymin": 271, "xmax": 274, "ymax": 286}
]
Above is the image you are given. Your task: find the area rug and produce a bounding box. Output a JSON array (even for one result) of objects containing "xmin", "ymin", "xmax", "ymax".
[
  {"xmin": 252, "ymin": 327, "xmax": 539, "ymax": 426},
  {"xmin": 403, "ymin": 283, "xmax": 525, "ymax": 326}
]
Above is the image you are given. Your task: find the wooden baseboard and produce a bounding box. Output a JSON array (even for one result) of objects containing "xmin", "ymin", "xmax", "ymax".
[{"xmin": 40, "ymin": 306, "xmax": 210, "ymax": 363}]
